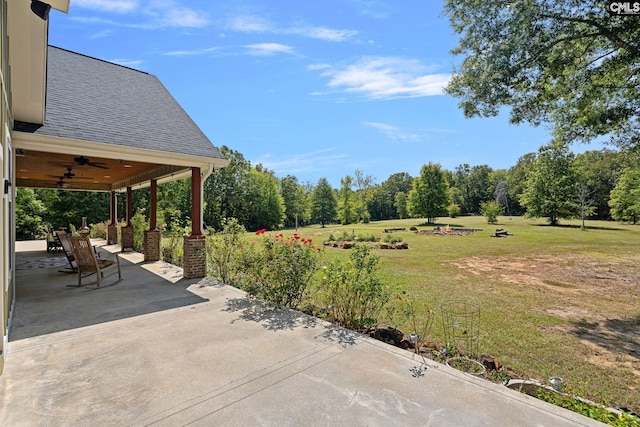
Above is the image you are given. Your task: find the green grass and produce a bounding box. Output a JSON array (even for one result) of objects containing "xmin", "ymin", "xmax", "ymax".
[{"xmin": 280, "ymin": 216, "xmax": 640, "ymax": 413}]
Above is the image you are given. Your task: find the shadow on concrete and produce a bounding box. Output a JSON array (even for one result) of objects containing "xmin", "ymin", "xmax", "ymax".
[
  {"xmin": 10, "ymin": 245, "xmax": 208, "ymax": 341},
  {"xmin": 223, "ymin": 297, "xmax": 360, "ymax": 347}
]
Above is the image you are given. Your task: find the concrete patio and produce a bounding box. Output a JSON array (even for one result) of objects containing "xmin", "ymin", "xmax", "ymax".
[{"xmin": 0, "ymin": 240, "xmax": 605, "ymax": 426}]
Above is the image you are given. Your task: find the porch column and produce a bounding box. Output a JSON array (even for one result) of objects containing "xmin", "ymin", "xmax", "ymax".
[
  {"xmin": 144, "ymin": 179, "xmax": 161, "ymax": 261},
  {"xmin": 183, "ymin": 167, "xmax": 206, "ymax": 279},
  {"xmin": 121, "ymin": 186, "xmax": 134, "ymax": 251},
  {"xmin": 107, "ymin": 191, "xmax": 118, "ymax": 245}
]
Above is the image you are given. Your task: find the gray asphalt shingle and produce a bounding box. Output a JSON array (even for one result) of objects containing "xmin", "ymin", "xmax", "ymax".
[{"xmin": 15, "ymin": 46, "xmax": 225, "ymax": 161}]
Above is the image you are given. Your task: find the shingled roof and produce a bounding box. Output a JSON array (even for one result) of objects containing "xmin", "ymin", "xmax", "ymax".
[{"xmin": 15, "ymin": 46, "xmax": 225, "ymax": 162}]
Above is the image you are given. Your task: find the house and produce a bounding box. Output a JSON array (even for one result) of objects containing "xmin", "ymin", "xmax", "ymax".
[{"xmin": 0, "ymin": 1, "xmax": 228, "ymax": 374}]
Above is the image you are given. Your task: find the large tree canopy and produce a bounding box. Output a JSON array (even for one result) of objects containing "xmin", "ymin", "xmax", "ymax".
[{"xmin": 444, "ymin": 0, "xmax": 640, "ymax": 150}]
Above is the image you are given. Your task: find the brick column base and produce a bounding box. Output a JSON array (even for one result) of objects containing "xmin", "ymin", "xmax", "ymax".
[
  {"xmin": 107, "ymin": 225, "xmax": 118, "ymax": 245},
  {"xmin": 183, "ymin": 236, "xmax": 206, "ymax": 279},
  {"xmin": 144, "ymin": 230, "xmax": 161, "ymax": 261},
  {"xmin": 121, "ymin": 226, "xmax": 134, "ymax": 252}
]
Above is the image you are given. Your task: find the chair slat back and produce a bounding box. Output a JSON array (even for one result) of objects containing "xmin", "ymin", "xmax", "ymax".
[
  {"xmin": 57, "ymin": 231, "xmax": 74, "ymax": 257},
  {"xmin": 69, "ymin": 236, "xmax": 99, "ymax": 272}
]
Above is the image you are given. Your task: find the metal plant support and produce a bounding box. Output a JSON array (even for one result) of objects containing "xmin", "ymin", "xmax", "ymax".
[{"xmin": 441, "ymin": 301, "xmax": 485, "ymax": 376}]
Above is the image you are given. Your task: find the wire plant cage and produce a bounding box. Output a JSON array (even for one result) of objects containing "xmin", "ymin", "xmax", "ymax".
[{"xmin": 440, "ymin": 301, "xmax": 485, "ymax": 376}]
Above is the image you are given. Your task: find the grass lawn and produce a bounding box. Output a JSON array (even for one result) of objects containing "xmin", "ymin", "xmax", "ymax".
[{"xmin": 286, "ymin": 216, "xmax": 640, "ymax": 413}]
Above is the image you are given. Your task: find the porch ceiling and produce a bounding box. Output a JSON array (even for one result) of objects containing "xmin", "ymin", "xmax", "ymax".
[{"xmin": 15, "ymin": 150, "xmax": 187, "ymax": 192}]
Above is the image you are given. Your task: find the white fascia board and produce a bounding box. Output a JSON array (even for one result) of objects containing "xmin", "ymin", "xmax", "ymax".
[{"xmin": 12, "ymin": 132, "xmax": 229, "ymax": 170}]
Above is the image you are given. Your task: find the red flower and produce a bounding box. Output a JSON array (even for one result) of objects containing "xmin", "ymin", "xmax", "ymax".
[
  {"xmin": 293, "ymin": 233, "xmax": 300, "ymax": 240},
  {"xmin": 255, "ymin": 228, "xmax": 267, "ymax": 235}
]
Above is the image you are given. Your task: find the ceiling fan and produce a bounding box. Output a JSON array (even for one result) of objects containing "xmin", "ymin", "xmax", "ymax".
[
  {"xmin": 56, "ymin": 178, "xmax": 69, "ymax": 188},
  {"xmin": 49, "ymin": 168, "xmax": 93, "ymax": 181},
  {"xmin": 74, "ymin": 156, "xmax": 108, "ymax": 169}
]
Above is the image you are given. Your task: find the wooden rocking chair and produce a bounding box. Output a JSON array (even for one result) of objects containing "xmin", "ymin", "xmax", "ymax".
[
  {"xmin": 56, "ymin": 230, "xmax": 78, "ymax": 274},
  {"xmin": 68, "ymin": 236, "xmax": 122, "ymax": 287}
]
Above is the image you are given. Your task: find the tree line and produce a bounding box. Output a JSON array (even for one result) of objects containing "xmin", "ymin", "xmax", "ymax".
[{"xmin": 16, "ymin": 143, "xmax": 640, "ymax": 238}]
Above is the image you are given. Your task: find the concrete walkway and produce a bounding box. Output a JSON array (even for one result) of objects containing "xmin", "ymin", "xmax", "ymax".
[{"xmin": 0, "ymin": 241, "xmax": 605, "ymax": 426}]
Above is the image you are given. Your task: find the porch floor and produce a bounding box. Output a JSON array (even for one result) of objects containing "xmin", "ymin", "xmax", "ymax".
[{"xmin": 0, "ymin": 240, "xmax": 603, "ymax": 426}]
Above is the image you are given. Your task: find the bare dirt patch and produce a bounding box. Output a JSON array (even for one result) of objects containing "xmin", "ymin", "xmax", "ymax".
[{"xmin": 451, "ymin": 254, "xmax": 640, "ymax": 401}]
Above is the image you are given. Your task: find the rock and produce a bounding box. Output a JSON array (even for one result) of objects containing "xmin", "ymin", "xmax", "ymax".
[
  {"xmin": 410, "ymin": 226, "xmax": 418, "ymax": 231},
  {"xmin": 479, "ymin": 353, "xmax": 500, "ymax": 371},
  {"xmin": 367, "ymin": 326, "xmax": 404, "ymax": 346},
  {"xmin": 341, "ymin": 242, "xmax": 354, "ymax": 249},
  {"xmin": 394, "ymin": 242, "xmax": 409, "ymax": 249}
]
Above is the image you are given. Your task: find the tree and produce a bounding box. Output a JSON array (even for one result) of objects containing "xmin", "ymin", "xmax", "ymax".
[
  {"xmin": 609, "ymin": 168, "xmax": 640, "ymax": 224},
  {"xmin": 369, "ymin": 172, "xmax": 413, "ymax": 220},
  {"xmin": 573, "ymin": 149, "xmax": 627, "ymax": 219},
  {"xmin": 204, "ymin": 146, "xmax": 251, "ymax": 230},
  {"xmin": 35, "ymin": 189, "xmax": 109, "ymax": 229},
  {"xmin": 280, "ymin": 175, "xmax": 308, "ymax": 229},
  {"xmin": 494, "ymin": 179, "xmax": 510, "ymax": 216},
  {"xmin": 444, "ymin": 1, "xmax": 640, "ymax": 150},
  {"xmin": 353, "ymin": 169, "xmax": 375, "ymax": 223},
  {"xmin": 575, "ymin": 183, "xmax": 597, "ymax": 230},
  {"xmin": 338, "ymin": 175, "xmax": 357, "ymax": 225},
  {"xmin": 394, "ymin": 192, "xmax": 408, "ymax": 219},
  {"xmin": 311, "ymin": 178, "xmax": 337, "ymax": 227},
  {"xmin": 16, "ymin": 188, "xmax": 46, "ymax": 238},
  {"xmin": 408, "ymin": 163, "xmax": 451, "ymax": 223},
  {"xmin": 506, "ymin": 153, "xmax": 537, "ymax": 215},
  {"xmin": 520, "ymin": 142, "xmax": 578, "ymax": 225},
  {"xmin": 480, "ymin": 201, "xmax": 502, "ymax": 224},
  {"xmin": 244, "ymin": 167, "xmax": 285, "ymax": 231}
]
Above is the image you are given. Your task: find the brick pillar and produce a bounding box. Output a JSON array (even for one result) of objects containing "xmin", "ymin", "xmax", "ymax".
[
  {"xmin": 107, "ymin": 225, "xmax": 118, "ymax": 245},
  {"xmin": 183, "ymin": 236, "xmax": 206, "ymax": 279},
  {"xmin": 144, "ymin": 230, "xmax": 161, "ymax": 261},
  {"xmin": 121, "ymin": 226, "xmax": 134, "ymax": 252}
]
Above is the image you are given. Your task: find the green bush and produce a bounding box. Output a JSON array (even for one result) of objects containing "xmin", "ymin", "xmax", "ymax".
[
  {"xmin": 131, "ymin": 210, "xmax": 148, "ymax": 252},
  {"xmin": 244, "ymin": 231, "xmax": 322, "ymax": 309},
  {"xmin": 206, "ymin": 218, "xmax": 246, "ymax": 286},
  {"xmin": 448, "ymin": 203, "xmax": 461, "ymax": 218},
  {"xmin": 161, "ymin": 217, "xmax": 186, "ymax": 266},
  {"xmin": 89, "ymin": 222, "xmax": 107, "ymax": 239},
  {"xmin": 319, "ymin": 244, "xmax": 392, "ymax": 330},
  {"xmin": 481, "ymin": 201, "xmax": 503, "ymax": 224}
]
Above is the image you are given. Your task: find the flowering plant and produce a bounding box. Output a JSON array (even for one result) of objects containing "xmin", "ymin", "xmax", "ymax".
[{"xmin": 244, "ymin": 232, "xmax": 322, "ymax": 308}]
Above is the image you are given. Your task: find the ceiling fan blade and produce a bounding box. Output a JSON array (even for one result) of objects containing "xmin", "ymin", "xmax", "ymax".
[{"xmin": 87, "ymin": 162, "xmax": 109, "ymax": 169}]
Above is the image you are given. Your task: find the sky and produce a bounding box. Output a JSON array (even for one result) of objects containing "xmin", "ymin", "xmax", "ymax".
[{"xmin": 48, "ymin": 0, "xmax": 602, "ymax": 188}]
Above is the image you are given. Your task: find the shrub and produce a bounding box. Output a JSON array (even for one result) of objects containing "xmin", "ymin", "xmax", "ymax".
[
  {"xmin": 448, "ymin": 203, "xmax": 461, "ymax": 218},
  {"xmin": 161, "ymin": 217, "xmax": 186, "ymax": 266},
  {"xmin": 89, "ymin": 222, "xmax": 107, "ymax": 239},
  {"xmin": 319, "ymin": 244, "xmax": 392, "ymax": 330},
  {"xmin": 131, "ymin": 209, "xmax": 148, "ymax": 252},
  {"xmin": 206, "ymin": 218, "xmax": 246, "ymax": 286},
  {"xmin": 481, "ymin": 201, "xmax": 503, "ymax": 224},
  {"xmin": 244, "ymin": 232, "xmax": 322, "ymax": 309}
]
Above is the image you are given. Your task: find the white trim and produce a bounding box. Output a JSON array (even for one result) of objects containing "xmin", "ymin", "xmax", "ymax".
[{"xmin": 12, "ymin": 132, "xmax": 229, "ymax": 170}]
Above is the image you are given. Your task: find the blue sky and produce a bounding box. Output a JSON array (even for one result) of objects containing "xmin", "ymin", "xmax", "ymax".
[{"xmin": 49, "ymin": 0, "xmax": 600, "ymax": 187}]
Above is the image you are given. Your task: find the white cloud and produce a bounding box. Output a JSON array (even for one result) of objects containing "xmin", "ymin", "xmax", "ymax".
[
  {"xmin": 73, "ymin": 0, "xmax": 138, "ymax": 13},
  {"xmin": 73, "ymin": 1, "xmax": 209, "ymax": 29},
  {"xmin": 110, "ymin": 58, "xmax": 144, "ymax": 68},
  {"xmin": 244, "ymin": 43, "xmax": 295, "ymax": 56},
  {"xmin": 257, "ymin": 149, "xmax": 346, "ymax": 174},
  {"xmin": 227, "ymin": 15, "xmax": 357, "ymax": 42},
  {"xmin": 317, "ymin": 56, "xmax": 451, "ymax": 99},
  {"xmin": 286, "ymin": 25, "xmax": 358, "ymax": 42},
  {"xmin": 160, "ymin": 8, "xmax": 210, "ymax": 28},
  {"xmin": 228, "ymin": 15, "xmax": 273, "ymax": 32},
  {"xmin": 163, "ymin": 47, "xmax": 219, "ymax": 56},
  {"xmin": 363, "ymin": 121, "xmax": 420, "ymax": 142},
  {"xmin": 89, "ymin": 29, "xmax": 115, "ymax": 39}
]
